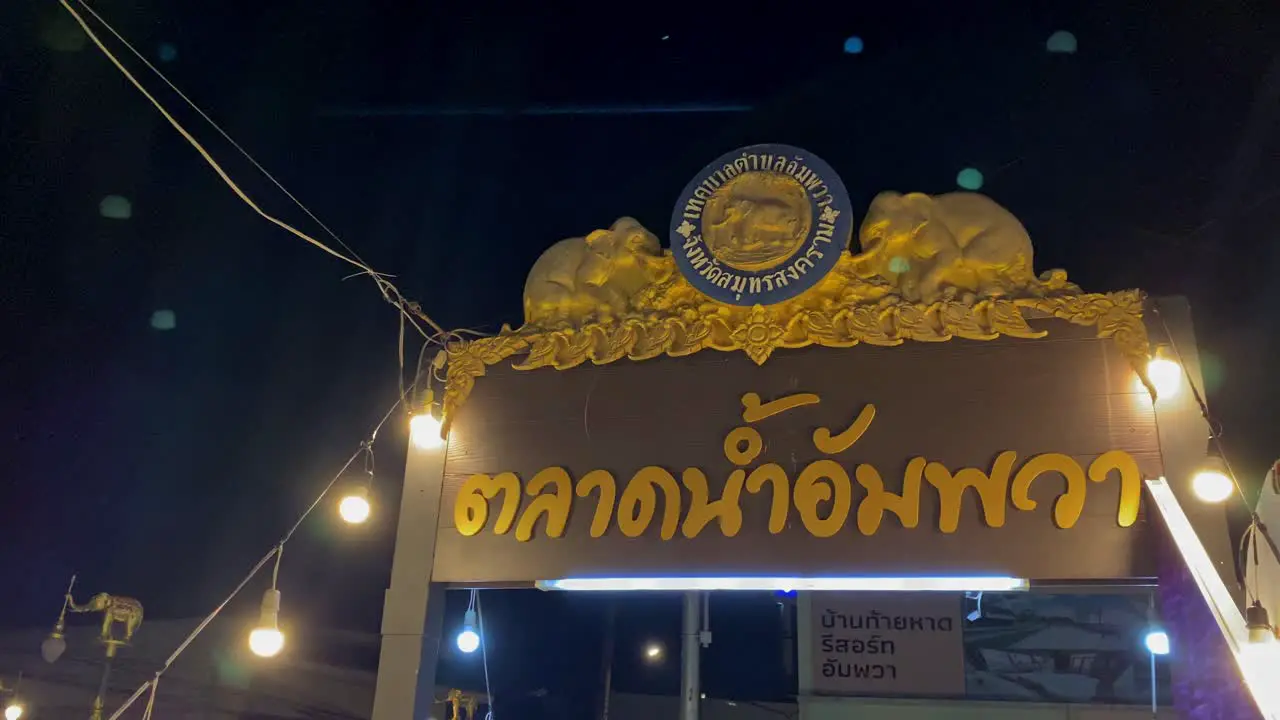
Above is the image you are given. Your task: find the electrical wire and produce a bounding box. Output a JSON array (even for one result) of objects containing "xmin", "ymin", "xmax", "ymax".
[
  {"xmin": 743, "ymin": 700, "xmax": 798, "ymax": 720},
  {"xmin": 52, "ymin": 4, "xmax": 497, "ymax": 714},
  {"xmin": 69, "ymin": 0, "xmax": 372, "ymax": 274},
  {"xmin": 476, "ymin": 591, "xmax": 495, "ymax": 720},
  {"xmin": 104, "ymin": 392, "xmax": 408, "ymax": 720},
  {"xmin": 1240, "ymin": 525, "xmax": 1260, "ymax": 604},
  {"xmin": 58, "ymin": 0, "xmax": 446, "ymax": 340},
  {"xmin": 1151, "ymin": 302, "xmax": 1280, "ymax": 574},
  {"xmin": 63, "ymin": 0, "xmax": 483, "ymax": 431}
]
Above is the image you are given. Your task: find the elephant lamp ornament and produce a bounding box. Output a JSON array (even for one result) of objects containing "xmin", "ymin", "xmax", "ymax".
[{"xmin": 67, "ymin": 592, "xmax": 145, "ymax": 649}]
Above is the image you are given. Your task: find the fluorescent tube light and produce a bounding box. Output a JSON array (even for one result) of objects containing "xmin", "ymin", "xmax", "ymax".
[
  {"xmin": 1146, "ymin": 477, "xmax": 1280, "ymax": 720},
  {"xmin": 535, "ymin": 576, "xmax": 1028, "ymax": 593}
]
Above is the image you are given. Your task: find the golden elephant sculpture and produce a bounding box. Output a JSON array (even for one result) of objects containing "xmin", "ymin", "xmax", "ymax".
[
  {"xmin": 522, "ymin": 217, "xmax": 673, "ymax": 327},
  {"xmin": 68, "ymin": 592, "xmax": 144, "ymax": 643},
  {"xmin": 851, "ymin": 191, "xmax": 1036, "ymax": 303}
]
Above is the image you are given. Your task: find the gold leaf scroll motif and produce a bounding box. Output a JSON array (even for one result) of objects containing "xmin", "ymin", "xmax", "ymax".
[{"xmin": 439, "ymin": 287, "xmax": 1152, "ymax": 433}]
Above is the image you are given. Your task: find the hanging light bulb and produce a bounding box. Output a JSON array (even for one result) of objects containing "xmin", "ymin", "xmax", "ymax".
[
  {"xmin": 410, "ymin": 388, "xmax": 444, "ymax": 450},
  {"xmin": 1143, "ymin": 593, "xmax": 1170, "ymax": 655},
  {"xmin": 1144, "ymin": 629, "xmax": 1170, "ymax": 656},
  {"xmin": 965, "ymin": 591, "xmax": 984, "ymax": 623},
  {"xmin": 42, "ymin": 578, "xmax": 74, "ymax": 664},
  {"xmin": 1192, "ymin": 440, "xmax": 1234, "ymax": 504},
  {"xmin": 41, "ymin": 625, "xmax": 66, "ymax": 664},
  {"xmin": 642, "ymin": 640, "xmax": 665, "ymax": 664},
  {"xmin": 3, "ymin": 672, "xmax": 25, "ymax": 720},
  {"xmin": 409, "ymin": 413, "xmax": 443, "ymax": 448},
  {"xmin": 1247, "ymin": 601, "xmax": 1274, "ymax": 644},
  {"xmin": 338, "ymin": 485, "xmax": 372, "ymax": 524},
  {"xmin": 1144, "ymin": 346, "xmax": 1182, "ymax": 400},
  {"xmin": 456, "ymin": 608, "xmax": 480, "ymax": 653},
  {"xmin": 248, "ymin": 588, "xmax": 285, "ymax": 658}
]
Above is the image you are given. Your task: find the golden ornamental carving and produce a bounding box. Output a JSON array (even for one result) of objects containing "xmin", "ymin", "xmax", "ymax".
[{"xmin": 437, "ymin": 193, "xmax": 1155, "ymax": 433}]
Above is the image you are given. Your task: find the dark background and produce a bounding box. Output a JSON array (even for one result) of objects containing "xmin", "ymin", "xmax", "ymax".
[{"xmin": 3, "ymin": 0, "xmax": 1280, "ymax": 716}]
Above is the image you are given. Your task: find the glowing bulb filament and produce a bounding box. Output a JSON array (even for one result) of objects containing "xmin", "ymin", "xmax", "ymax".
[
  {"xmin": 339, "ymin": 487, "xmax": 371, "ymax": 524},
  {"xmin": 250, "ymin": 588, "xmax": 285, "ymax": 658},
  {"xmin": 410, "ymin": 413, "xmax": 444, "ymax": 450}
]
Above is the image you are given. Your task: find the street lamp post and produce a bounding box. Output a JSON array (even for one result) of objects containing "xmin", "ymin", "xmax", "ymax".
[
  {"xmin": 446, "ymin": 688, "xmax": 480, "ymax": 720},
  {"xmin": 42, "ymin": 580, "xmax": 144, "ymax": 720},
  {"xmin": 1, "ymin": 675, "xmax": 25, "ymax": 720}
]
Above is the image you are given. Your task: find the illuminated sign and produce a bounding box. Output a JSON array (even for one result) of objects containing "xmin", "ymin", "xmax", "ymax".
[
  {"xmin": 451, "ymin": 392, "xmax": 1142, "ymax": 543},
  {"xmin": 432, "ymin": 332, "xmax": 1160, "ymax": 585}
]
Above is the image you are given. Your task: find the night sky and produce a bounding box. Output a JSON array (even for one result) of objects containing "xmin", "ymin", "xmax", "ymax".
[{"xmin": 3, "ymin": 0, "xmax": 1280, "ymax": 716}]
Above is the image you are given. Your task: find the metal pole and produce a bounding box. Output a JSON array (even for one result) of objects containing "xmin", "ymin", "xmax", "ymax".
[
  {"xmin": 1150, "ymin": 650, "xmax": 1157, "ymax": 717},
  {"xmin": 91, "ymin": 644, "xmax": 118, "ymax": 720},
  {"xmin": 679, "ymin": 592, "xmax": 701, "ymax": 720},
  {"xmin": 600, "ymin": 601, "xmax": 615, "ymax": 720},
  {"xmin": 779, "ymin": 598, "xmax": 794, "ymax": 683},
  {"xmin": 1148, "ymin": 591, "xmax": 1157, "ymax": 718}
]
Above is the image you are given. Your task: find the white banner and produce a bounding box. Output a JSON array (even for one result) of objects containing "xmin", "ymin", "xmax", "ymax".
[{"xmin": 807, "ymin": 592, "xmax": 966, "ymax": 697}]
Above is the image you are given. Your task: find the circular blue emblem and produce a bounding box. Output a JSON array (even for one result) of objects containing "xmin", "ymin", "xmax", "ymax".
[{"xmin": 669, "ymin": 144, "xmax": 853, "ymax": 306}]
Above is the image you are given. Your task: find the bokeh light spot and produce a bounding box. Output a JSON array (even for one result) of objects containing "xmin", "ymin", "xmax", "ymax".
[
  {"xmin": 150, "ymin": 309, "xmax": 177, "ymax": 331},
  {"xmin": 214, "ymin": 649, "xmax": 252, "ymax": 688},
  {"xmin": 39, "ymin": 14, "xmax": 86, "ymax": 53},
  {"xmin": 843, "ymin": 36, "xmax": 864, "ymax": 55},
  {"xmin": 1199, "ymin": 351, "xmax": 1226, "ymax": 394},
  {"xmin": 158, "ymin": 43, "xmax": 178, "ymax": 62},
  {"xmin": 99, "ymin": 195, "xmax": 133, "ymax": 220},
  {"xmin": 956, "ymin": 168, "xmax": 985, "ymax": 191},
  {"xmin": 1046, "ymin": 31, "xmax": 1078, "ymax": 54}
]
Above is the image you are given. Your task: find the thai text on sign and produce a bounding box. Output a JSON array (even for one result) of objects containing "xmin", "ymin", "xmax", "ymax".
[{"xmin": 450, "ymin": 391, "xmax": 1144, "ymax": 541}]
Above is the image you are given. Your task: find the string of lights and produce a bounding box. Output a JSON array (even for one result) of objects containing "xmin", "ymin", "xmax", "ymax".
[
  {"xmin": 1150, "ymin": 302, "xmax": 1280, "ymax": 646},
  {"xmin": 43, "ymin": 5, "xmax": 472, "ymax": 715},
  {"xmin": 1151, "ymin": 303, "xmax": 1280, "ymax": 567},
  {"xmin": 99, "ymin": 389, "xmax": 428, "ymax": 720},
  {"xmin": 53, "ymin": 0, "xmax": 1279, "ymax": 709},
  {"xmin": 477, "ymin": 592, "xmax": 496, "ymax": 720}
]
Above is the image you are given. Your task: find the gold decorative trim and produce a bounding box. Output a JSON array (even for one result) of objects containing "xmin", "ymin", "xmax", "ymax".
[{"xmin": 439, "ymin": 286, "xmax": 1154, "ymax": 433}]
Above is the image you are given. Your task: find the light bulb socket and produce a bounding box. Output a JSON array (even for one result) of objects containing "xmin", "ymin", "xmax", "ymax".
[
  {"xmin": 462, "ymin": 608, "xmax": 477, "ymax": 631},
  {"xmin": 416, "ymin": 389, "xmax": 437, "ymax": 420},
  {"xmin": 1246, "ymin": 601, "xmax": 1271, "ymax": 631},
  {"xmin": 1194, "ymin": 438, "xmax": 1232, "ymax": 480},
  {"xmin": 259, "ymin": 588, "xmax": 281, "ymax": 628},
  {"xmin": 1245, "ymin": 601, "xmax": 1273, "ymax": 644}
]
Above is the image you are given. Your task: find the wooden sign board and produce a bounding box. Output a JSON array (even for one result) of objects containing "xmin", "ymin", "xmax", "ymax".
[{"xmin": 433, "ymin": 319, "xmax": 1161, "ymax": 584}]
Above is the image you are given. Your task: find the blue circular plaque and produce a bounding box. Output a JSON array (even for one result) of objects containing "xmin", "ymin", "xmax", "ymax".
[{"xmin": 669, "ymin": 144, "xmax": 853, "ymax": 306}]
